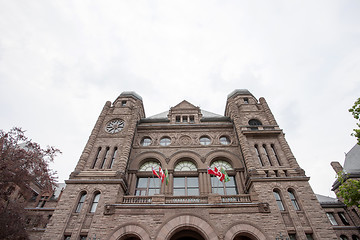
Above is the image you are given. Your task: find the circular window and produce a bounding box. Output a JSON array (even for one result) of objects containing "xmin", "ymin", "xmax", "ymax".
[
  {"xmin": 105, "ymin": 119, "xmax": 125, "ymax": 133},
  {"xmin": 200, "ymin": 136, "xmax": 211, "ymax": 145},
  {"xmin": 219, "ymin": 136, "xmax": 230, "ymax": 145},
  {"xmin": 160, "ymin": 137, "xmax": 171, "ymax": 146},
  {"xmin": 140, "ymin": 137, "xmax": 152, "ymax": 146}
]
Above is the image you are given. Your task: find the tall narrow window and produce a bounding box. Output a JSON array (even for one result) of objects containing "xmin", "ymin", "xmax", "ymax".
[
  {"xmin": 244, "ymin": 98, "xmax": 249, "ymax": 104},
  {"xmin": 263, "ymin": 144, "xmax": 272, "ymax": 166},
  {"xmin": 338, "ymin": 212, "xmax": 350, "ymax": 225},
  {"xmin": 108, "ymin": 147, "xmax": 117, "ymax": 169},
  {"xmin": 255, "ymin": 145, "xmax": 264, "ymax": 166},
  {"xmin": 75, "ymin": 192, "xmax": 87, "ymax": 213},
  {"xmin": 189, "ymin": 116, "xmax": 194, "ymax": 123},
  {"xmin": 273, "ymin": 190, "xmax": 285, "ymax": 211},
  {"xmin": 271, "ymin": 144, "xmax": 281, "ymax": 166},
  {"xmin": 91, "ymin": 147, "xmax": 102, "ymax": 169},
  {"xmin": 90, "ymin": 192, "xmax": 101, "ymax": 213},
  {"xmin": 288, "ymin": 190, "xmax": 300, "ymax": 210},
  {"xmin": 326, "ymin": 212, "xmax": 338, "ymax": 225},
  {"xmin": 100, "ymin": 147, "xmax": 109, "ymax": 169}
]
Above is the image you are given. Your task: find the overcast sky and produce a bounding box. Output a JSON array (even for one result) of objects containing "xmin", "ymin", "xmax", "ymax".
[{"xmin": 1, "ymin": 1, "xmax": 359, "ymax": 197}]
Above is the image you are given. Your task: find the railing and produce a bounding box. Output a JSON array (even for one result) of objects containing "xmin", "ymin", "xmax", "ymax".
[
  {"xmin": 121, "ymin": 194, "xmax": 252, "ymax": 204},
  {"xmin": 122, "ymin": 196, "xmax": 152, "ymax": 204},
  {"xmin": 165, "ymin": 196, "xmax": 208, "ymax": 204},
  {"xmin": 221, "ymin": 194, "xmax": 251, "ymax": 203}
]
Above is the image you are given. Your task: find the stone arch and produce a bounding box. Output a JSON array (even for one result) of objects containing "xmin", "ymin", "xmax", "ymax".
[
  {"xmin": 168, "ymin": 151, "xmax": 203, "ymax": 169},
  {"xmin": 129, "ymin": 151, "xmax": 167, "ymax": 170},
  {"xmin": 155, "ymin": 215, "xmax": 218, "ymax": 240},
  {"xmin": 204, "ymin": 150, "xmax": 244, "ymax": 169},
  {"xmin": 224, "ymin": 223, "xmax": 267, "ymax": 240},
  {"xmin": 108, "ymin": 223, "xmax": 151, "ymax": 240}
]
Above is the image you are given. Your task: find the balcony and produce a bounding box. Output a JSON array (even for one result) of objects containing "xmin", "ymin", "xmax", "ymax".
[{"xmin": 121, "ymin": 194, "xmax": 252, "ymax": 205}]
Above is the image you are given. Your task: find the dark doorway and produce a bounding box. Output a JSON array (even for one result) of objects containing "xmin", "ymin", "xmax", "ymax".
[
  {"xmin": 119, "ymin": 234, "xmax": 141, "ymax": 240},
  {"xmin": 170, "ymin": 229, "xmax": 205, "ymax": 240},
  {"xmin": 233, "ymin": 234, "xmax": 255, "ymax": 240}
]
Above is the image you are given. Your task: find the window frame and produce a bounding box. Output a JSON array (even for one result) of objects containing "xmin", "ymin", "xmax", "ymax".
[
  {"xmin": 135, "ymin": 177, "xmax": 161, "ymax": 196},
  {"xmin": 89, "ymin": 192, "xmax": 101, "ymax": 213},
  {"xmin": 199, "ymin": 136, "xmax": 211, "ymax": 146},
  {"xmin": 326, "ymin": 212, "xmax": 338, "ymax": 225},
  {"xmin": 173, "ymin": 176, "xmax": 199, "ymax": 196},
  {"xmin": 287, "ymin": 190, "xmax": 300, "ymax": 211},
  {"xmin": 159, "ymin": 137, "xmax": 171, "ymax": 146},
  {"xmin": 273, "ymin": 190, "xmax": 285, "ymax": 211},
  {"xmin": 75, "ymin": 192, "xmax": 87, "ymax": 213}
]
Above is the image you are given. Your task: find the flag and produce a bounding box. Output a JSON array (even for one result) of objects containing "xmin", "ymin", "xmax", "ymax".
[
  {"xmin": 159, "ymin": 167, "xmax": 165, "ymax": 183},
  {"xmin": 208, "ymin": 166, "xmax": 225, "ymax": 182},
  {"xmin": 220, "ymin": 167, "xmax": 230, "ymax": 182},
  {"xmin": 165, "ymin": 168, "xmax": 169, "ymax": 185},
  {"xmin": 152, "ymin": 167, "xmax": 160, "ymax": 179}
]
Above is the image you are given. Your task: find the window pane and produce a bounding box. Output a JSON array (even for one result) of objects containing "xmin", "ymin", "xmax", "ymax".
[
  {"xmin": 187, "ymin": 177, "xmax": 198, "ymax": 187},
  {"xmin": 226, "ymin": 187, "xmax": 237, "ymax": 195},
  {"xmin": 137, "ymin": 178, "xmax": 148, "ymax": 187},
  {"xmin": 173, "ymin": 189, "xmax": 186, "ymax": 196},
  {"xmin": 326, "ymin": 213, "xmax": 338, "ymax": 225},
  {"xmin": 160, "ymin": 137, "xmax": 171, "ymax": 146},
  {"xmin": 174, "ymin": 177, "xmax": 185, "ymax": 187},
  {"xmin": 187, "ymin": 188, "xmax": 199, "ymax": 196},
  {"xmin": 139, "ymin": 161, "xmax": 160, "ymax": 171},
  {"xmin": 148, "ymin": 188, "xmax": 160, "ymax": 195}
]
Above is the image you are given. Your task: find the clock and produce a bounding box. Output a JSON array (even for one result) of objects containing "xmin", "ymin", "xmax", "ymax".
[{"xmin": 105, "ymin": 119, "xmax": 125, "ymax": 134}]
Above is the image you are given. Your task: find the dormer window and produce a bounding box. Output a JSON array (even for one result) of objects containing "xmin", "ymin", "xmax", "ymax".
[
  {"xmin": 121, "ymin": 100, "xmax": 127, "ymax": 106},
  {"xmin": 189, "ymin": 116, "xmax": 194, "ymax": 123},
  {"xmin": 244, "ymin": 98, "xmax": 249, "ymax": 104},
  {"xmin": 182, "ymin": 116, "xmax": 188, "ymax": 122},
  {"xmin": 176, "ymin": 116, "xmax": 181, "ymax": 123}
]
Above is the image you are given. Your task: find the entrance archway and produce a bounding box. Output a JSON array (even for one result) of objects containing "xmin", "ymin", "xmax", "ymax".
[{"xmin": 169, "ymin": 228, "xmax": 205, "ymax": 240}]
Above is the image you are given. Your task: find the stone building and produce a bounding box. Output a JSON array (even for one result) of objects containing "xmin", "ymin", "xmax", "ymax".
[{"xmin": 41, "ymin": 89, "xmax": 340, "ymax": 240}]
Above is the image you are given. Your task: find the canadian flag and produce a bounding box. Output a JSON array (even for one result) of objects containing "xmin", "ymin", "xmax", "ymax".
[{"xmin": 207, "ymin": 167, "xmax": 225, "ymax": 182}]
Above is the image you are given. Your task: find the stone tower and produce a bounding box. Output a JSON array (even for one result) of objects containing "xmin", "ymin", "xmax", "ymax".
[{"xmin": 41, "ymin": 90, "xmax": 338, "ymax": 240}]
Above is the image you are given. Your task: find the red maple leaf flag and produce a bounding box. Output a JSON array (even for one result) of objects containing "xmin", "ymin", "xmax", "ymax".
[
  {"xmin": 152, "ymin": 167, "xmax": 161, "ymax": 179},
  {"xmin": 207, "ymin": 166, "xmax": 225, "ymax": 182}
]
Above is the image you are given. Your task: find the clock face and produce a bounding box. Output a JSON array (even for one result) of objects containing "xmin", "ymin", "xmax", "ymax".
[{"xmin": 105, "ymin": 119, "xmax": 125, "ymax": 134}]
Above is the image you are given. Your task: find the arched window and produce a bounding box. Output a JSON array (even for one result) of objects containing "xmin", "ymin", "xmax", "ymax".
[
  {"xmin": 352, "ymin": 235, "xmax": 360, "ymax": 240},
  {"xmin": 288, "ymin": 190, "xmax": 300, "ymax": 210},
  {"xmin": 210, "ymin": 160, "xmax": 236, "ymax": 195},
  {"xmin": 210, "ymin": 160, "xmax": 233, "ymax": 170},
  {"xmin": 139, "ymin": 161, "xmax": 160, "ymax": 171},
  {"xmin": 254, "ymin": 145, "xmax": 264, "ymax": 166},
  {"xmin": 271, "ymin": 144, "xmax": 281, "ymax": 166},
  {"xmin": 91, "ymin": 147, "xmax": 102, "ymax": 169},
  {"xmin": 248, "ymin": 119, "xmax": 262, "ymax": 126},
  {"xmin": 263, "ymin": 144, "xmax": 272, "ymax": 166},
  {"xmin": 136, "ymin": 161, "xmax": 162, "ymax": 196},
  {"xmin": 340, "ymin": 235, "xmax": 349, "ymax": 240},
  {"xmin": 174, "ymin": 161, "xmax": 197, "ymax": 171},
  {"xmin": 100, "ymin": 147, "xmax": 109, "ymax": 169},
  {"xmin": 273, "ymin": 190, "xmax": 285, "ymax": 211},
  {"xmin": 75, "ymin": 192, "xmax": 87, "ymax": 213},
  {"xmin": 89, "ymin": 192, "xmax": 101, "ymax": 213},
  {"xmin": 108, "ymin": 147, "xmax": 117, "ymax": 169}
]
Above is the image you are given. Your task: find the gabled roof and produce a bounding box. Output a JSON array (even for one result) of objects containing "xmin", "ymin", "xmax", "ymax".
[{"xmin": 172, "ymin": 100, "xmax": 197, "ymax": 110}]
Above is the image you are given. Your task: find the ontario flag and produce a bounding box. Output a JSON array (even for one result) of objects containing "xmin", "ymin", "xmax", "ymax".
[{"xmin": 207, "ymin": 166, "xmax": 225, "ymax": 182}]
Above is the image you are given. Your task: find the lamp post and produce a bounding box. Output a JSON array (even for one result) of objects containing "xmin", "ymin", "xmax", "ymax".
[{"xmin": 275, "ymin": 232, "xmax": 289, "ymax": 240}]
